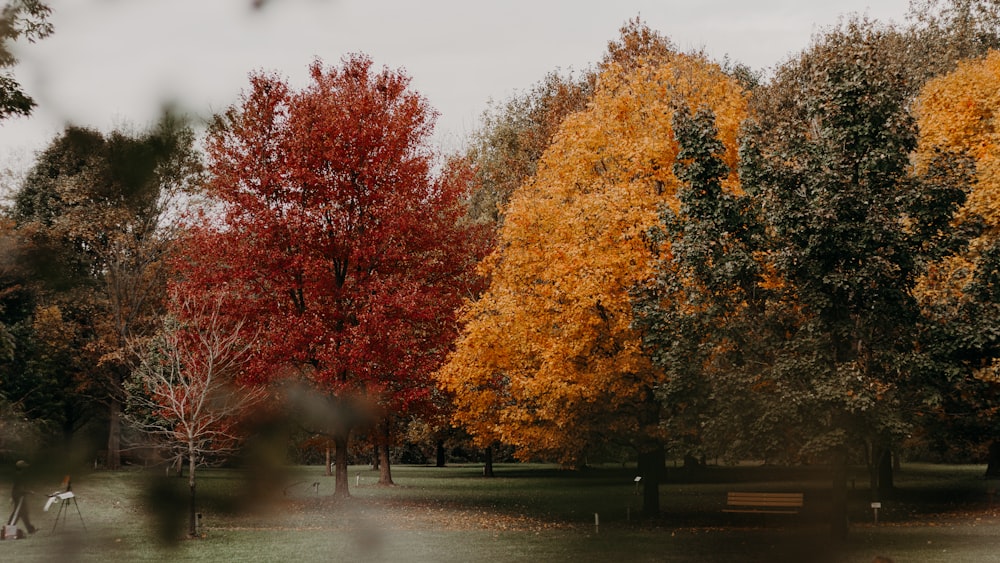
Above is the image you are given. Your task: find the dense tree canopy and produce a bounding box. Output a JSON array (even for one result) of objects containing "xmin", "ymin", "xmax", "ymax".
[
  {"xmin": 631, "ymin": 105, "xmax": 775, "ymax": 466},
  {"xmin": 5, "ymin": 119, "xmax": 201, "ymax": 467},
  {"xmin": 909, "ymin": 49, "xmax": 1000, "ymax": 464},
  {"xmin": 5, "ymin": 6, "xmax": 1000, "ymax": 542},
  {"xmin": 734, "ymin": 19, "xmax": 975, "ymax": 537},
  {"xmin": 438, "ymin": 50, "xmax": 748, "ymax": 516},
  {"xmin": 176, "ymin": 54, "xmax": 484, "ymax": 496}
]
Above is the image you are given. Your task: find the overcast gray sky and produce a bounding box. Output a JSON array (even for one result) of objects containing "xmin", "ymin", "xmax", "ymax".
[{"xmin": 0, "ymin": 0, "xmax": 914, "ymax": 157}]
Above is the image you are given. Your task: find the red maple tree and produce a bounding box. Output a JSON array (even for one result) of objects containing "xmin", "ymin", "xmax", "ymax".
[{"xmin": 173, "ymin": 54, "xmax": 485, "ymax": 496}]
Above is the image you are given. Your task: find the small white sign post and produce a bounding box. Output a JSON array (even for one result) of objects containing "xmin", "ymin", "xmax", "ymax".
[{"xmin": 871, "ymin": 501, "xmax": 882, "ymax": 524}]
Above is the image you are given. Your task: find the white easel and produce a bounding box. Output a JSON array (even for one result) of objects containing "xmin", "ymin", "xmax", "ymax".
[{"xmin": 45, "ymin": 476, "xmax": 86, "ymax": 532}]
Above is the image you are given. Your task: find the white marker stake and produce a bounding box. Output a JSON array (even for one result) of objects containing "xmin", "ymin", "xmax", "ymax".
[{"xmin": 871, "ymin": 502, "xmax": 881, "ymax": 524}]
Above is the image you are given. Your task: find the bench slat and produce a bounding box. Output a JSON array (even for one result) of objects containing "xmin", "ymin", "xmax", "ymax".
[
  {"xmin": 725, "ymin": 492, "xmax": 803, "ymax": 514},
  {"xmin": 722, "ymin": 508, "xmax": 800, "ymax": 514}
]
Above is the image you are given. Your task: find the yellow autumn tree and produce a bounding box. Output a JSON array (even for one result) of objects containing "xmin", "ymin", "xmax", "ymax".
[
  {"xmin": 437, "ymin": 52, "xmax": 748, "ymax": 473},
  {"xmin": 913, "ymin": 50, "xmax": 1000, "ymax": 312},
  {"xmin": 911, "ymin": 50, "xmax": 1000, "ymax": 472}
]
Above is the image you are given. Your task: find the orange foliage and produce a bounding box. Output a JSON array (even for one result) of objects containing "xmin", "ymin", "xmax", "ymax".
[
  {"xmin": 916, "ymin": 50, "xmax": 1000, "ymax": 233},
  {"xmin": 914, "ymin": 50, "xmax": 1000, "ymax": 311},
  {"xmin": 437, "ymin": 53, "xmax": 748, "ymax": 463}
]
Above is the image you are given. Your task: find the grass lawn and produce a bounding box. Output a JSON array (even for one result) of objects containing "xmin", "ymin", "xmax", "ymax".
[{"xmin": 1, "ymin": 462, "xmax": 1000, "ymax": 562}]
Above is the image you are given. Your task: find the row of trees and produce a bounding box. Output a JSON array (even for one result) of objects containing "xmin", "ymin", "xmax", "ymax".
[
  {"xmin": 0, "ymin": 37, "xmax": 488, "ymax": 533},
  {"xmin": 440, "ymin": 2, "xmax": 1000, "ymax": 538},
  {"xmin": 3, "ymin": 0, "xmax": 1000, "ymax": 540}
]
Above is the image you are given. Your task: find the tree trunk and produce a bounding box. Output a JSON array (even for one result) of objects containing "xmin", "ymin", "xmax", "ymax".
[
  {"xmin": 333, "ymin": 431, "xmax": 350, "ymax": 498},
  {"xmin": 867, "ymin": 443, "xmax": 895, "ymax": 501},
  {"xmin": 682, "ymin": 453, "xmax": 704, "ymax": 471},
  {"xmin": 377, "ymin": 420, "xmax": 393, "ymax": 486},
  {"xmin": 638, "ymin": 445, "xmax": 664, "ymax": 517},
  {"xmin": 378, "ymin": 443, "xmax": 393, "ymax": 485},
  {"xmin": 187, "ymin": 451, "xmax": 197, "ymax": 537},
  {"xmin": 435, "ymin": 439, "xmax": 446, "ymax": 468},
  {"xmin": 325, "ymin": 442, "xmax": 332, "ymax": 477},
  {"xmin": 877, "ymin": 448, "xmax": 894, "ymax": 497},
  {"xmin": 986, "ymin": 441, "xmax": 1000, "ymax": 478},
  {"xmin": 831, "ymin": 446, "xmax": 849, "ymax": 540},
  {"xmin": 107, "ymin": 396, "xmax": 122, "ymax": 470},
  {"xmin": 62, "ymin": 413, "xmax": 75, "ymax": 447},
  {"xmin": 483, "ymin": 445, "xmax": 495, "ymax": 478},
  {"xmin": 867, "ymin": 442, "xmax": 880, "ymax": 500}
]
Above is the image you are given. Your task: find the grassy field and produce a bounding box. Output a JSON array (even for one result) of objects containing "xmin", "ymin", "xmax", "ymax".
[{"xmin": 1, "ymin": 461, "xmax": 999, "ymax": 562}]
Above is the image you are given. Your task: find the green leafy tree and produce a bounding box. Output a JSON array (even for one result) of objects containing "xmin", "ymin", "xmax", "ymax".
[
  {"xmin": 10, "ymin": 118, "xmax": 202, "ymax": 467},
  {"xmin": 0, "ymin": 0, "xmax": 51, "ymax": 119},
  {"xmin": 745, "ymin": 19, "xmax": 968, "ymax": 538},
  {"xmin": 0, "ymin": 0, "xmax": 53, "ymax": 423},
  {"xmin": 632, "ymin": 106, "xmax": 779, "ymax": 466}
]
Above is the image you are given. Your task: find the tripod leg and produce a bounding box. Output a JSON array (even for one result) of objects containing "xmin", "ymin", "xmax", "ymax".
[
  {"xmin": 52, "ymin": 501, "xmax": 63, "ymax": 531},
  {"xmin": 72, "ymin": 498, "xmax": 86, "ymax": 531}
]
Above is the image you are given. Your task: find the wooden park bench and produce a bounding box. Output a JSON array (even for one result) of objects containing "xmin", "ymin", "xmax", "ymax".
[{"xmin": 723, "ymin": 491, "xmax": 804, "ymax": 515}]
